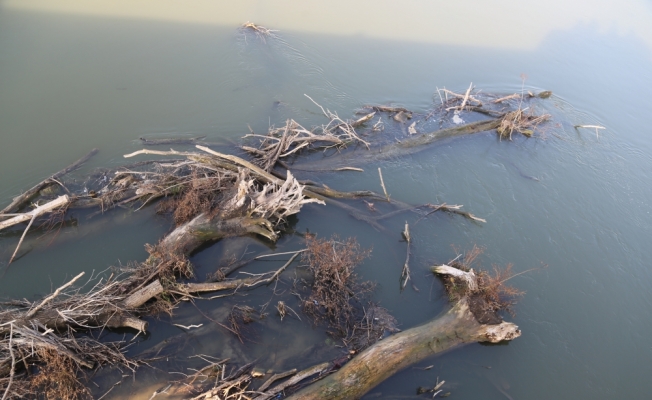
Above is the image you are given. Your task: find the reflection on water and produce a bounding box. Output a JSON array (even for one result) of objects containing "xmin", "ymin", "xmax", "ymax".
[{"xmin": 1, "ymin": 1, "xmax": 652, "ymax": 399}]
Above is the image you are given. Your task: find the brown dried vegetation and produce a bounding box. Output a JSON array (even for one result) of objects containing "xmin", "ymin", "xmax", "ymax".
[{"xmin": 301, "ymin": 236, "xmax": 376, "ymax": 344}]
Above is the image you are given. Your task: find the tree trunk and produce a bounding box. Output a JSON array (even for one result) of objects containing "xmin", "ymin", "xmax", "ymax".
[
  {"xmin": 159, "ymin": 214, "xmax": 277, "ymax": 256},
  {"xmin": 285, "ymin": 298, "xmax": 520, "ymax": 400}
]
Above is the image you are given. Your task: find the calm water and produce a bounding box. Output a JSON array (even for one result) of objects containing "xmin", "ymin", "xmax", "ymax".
[{"xmin": 1, "ymin": 1, "xmax": 652, "ymax": 399}]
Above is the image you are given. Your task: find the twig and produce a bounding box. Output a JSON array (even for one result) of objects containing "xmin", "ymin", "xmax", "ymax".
[
  {"xmin": 7, "ymin": 213, "xmax": 36, "ymax": 265},
  {"xmin": 575, "ymin": 124, "xmax": 606, "ymax": 139},
  {"xmin": 378, "ymin": 168, "xmax": 390, "ymax": 202},
  {"xmin": 458, "ymin": 82, "xmax": 473, "ymax": 111},
  {"xmin": 26, "ymin": 271, "xmax": 85, "ymax": 318},
  {"xmin": 1, "ymin": 323, "xmax": 15, "ymax": 400},
  {"xmin": 173, "ymin": 323, "xmax": 203, "ymax": 330},
  {"xmin": 334, "ymin": 167, "xmax": 364, "ymax": 172},
  {"xmin": 304, "ymin": 94, "xmax": 330, "ymax": 119},
  {"xmin": 123, "ymin": 148, "xmax": 198, "ymax": 158},
  {"xmin": 400, "ymin": 222, "xmax": 411, "ymax": 291},
  {"xmin": 493, "ymin": 93, "xmax": 520, "ymax": 103}
]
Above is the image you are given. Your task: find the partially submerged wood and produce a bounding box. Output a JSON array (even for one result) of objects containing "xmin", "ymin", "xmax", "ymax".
[
  {"xmin": 0, "ymin": 148, "xmax": 97, "ymax": 216},
  {"xmin": 0, "ymin": 88, "xmax": 544, "ymax": 398},
  {"xmin": 286, "ymin": 298, "xmax": 520, "ymax": 400},
  {"xmin": 0, "ymin": 195, "xmax": 70, "ymax": 231}
]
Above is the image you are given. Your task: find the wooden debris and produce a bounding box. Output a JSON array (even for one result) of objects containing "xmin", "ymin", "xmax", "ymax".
[
  {"xmin": 378, "ymin": 168, "xmax": 390, "ymax": 202},
  {"xmin": 400, "ymin": 222, "xmax": 412, "ymax": 291}
]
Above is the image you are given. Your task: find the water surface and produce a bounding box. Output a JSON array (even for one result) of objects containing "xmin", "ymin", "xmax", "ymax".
[{"xmin": 1, "ymin": 1, "xmax": 652, "ymax": 399}]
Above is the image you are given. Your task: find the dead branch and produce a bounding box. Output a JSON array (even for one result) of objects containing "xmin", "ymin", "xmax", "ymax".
[
  {"xmin": 377, "ymin": 168, "xmax": 390, "ymax": 202},
  {"xmin": 7, "ymin": 214, "xmax": 35, "ymax": 265},
  {"xmin": 178, "ymin": 251, "xmax": 301, "ymax": 295},
  {"xmin": 26, "ymin": 272, "xmax": 86, "ymax": 318},
  {"xmin": 400, "ymin": 222, "xmax": 411, "ymax": 291},
  {"xmin": 0, "ymin": 148, "xmax": 97, "ymax": 216},
  {"xmin": 258, "ymin": 368, "xmax": 297, "ymax": 392},
  {"xmin": 140, "ymin": 136, "xmax": 206, "ymax": 145},
  {"xmin": 0, "ymin": 195, "xmax": 70, "ymax": 231}
]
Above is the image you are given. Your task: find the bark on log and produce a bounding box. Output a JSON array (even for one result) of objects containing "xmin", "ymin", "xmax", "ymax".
[
  {"xmin": 292, "ymin": 118, "xmax": 502, "ymax": 171},
  {"xmin": 159, "ymin": 214, "xmax": 277, "ymax": 256},
  {"xmin": 285, "ymin": 298, "xmax": 520, "ymax": 400}
]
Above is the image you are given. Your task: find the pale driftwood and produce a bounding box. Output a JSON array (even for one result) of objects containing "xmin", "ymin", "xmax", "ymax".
[
  {"xmin": 0, "ymin": 195, "xmax": 70, "ymax": 231},
  {"xmin": 378, "ymin": 168, "xmax": 389, "ymax": 202},
  {"xmin": 575, "ymin": 124, "xmax": 606, "ymax": 139},
  {"xmin": 7, "ymin": 214, "xmax": 36, "ymax": 265},
  {"xmin": 196, "ymin": 145, "xmax": 277, "ymax": 184},
  {"xmin": 285, "ymin": 298, "xmax": 520, "ymax": 400},
  {"xmin": 400, "ymin": 222, "xmax": 411, "ymax": 291},
  {"xmin": 0, "ymin": 148, "xmax": 97, "ymax": 215},
  {"xmin": 351, "ymin": 112, "xmax": 376, "ymax": 128},
  {"xmin": 140, "ymin": 136, "xmax": 206, "ymax": 145},
  {"xmin": 123, "ymin": 148, "xmax": 199, "ymax": 158},
  {"xmin": 123, "ymin": 280, "xmax": 164, "ymax": 309},
  {"xmin": 432, "ymin": 264, "xmax": 478, "ymax": 291}
]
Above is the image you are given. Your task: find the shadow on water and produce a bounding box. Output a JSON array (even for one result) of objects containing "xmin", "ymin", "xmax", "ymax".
[{"xmin": 1, "ymin": 6, "xmax": 652, "ymax": 399}]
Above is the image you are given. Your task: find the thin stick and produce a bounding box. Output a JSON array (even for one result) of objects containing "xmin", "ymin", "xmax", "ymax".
[
  {"xmin": 0, "ymin": 148, "xmax": 97, "ymax": 215},
  {"xmin": 400, "ymin": 222, "xmax": 411, "ymax": 291},
  {"xmin": 498, "ymin": 267, "xmax": 541, "ymax": 284},
  {"xmin": 458, "ymin": 82, "xmax": 473, "ymax": 111},
  {"xmin": 378, "ymin": 168, "xmax": 390, "ymax": 202},
  {"xmin": 7, "ymin": 213, "xmax": 36, "ymax": 265},
  {"xmin": 575, "ymin": 124, "xmax": 606, "ymax": 139},
  {"xmin": 334, "ymin": 167, "xmax": 364, "ymax": 172},
  {"xmin": 1, "ymin": 323, "xmax": 15, "ymax": 400},
  {"xmin": 123, "ymin": 148, "xmax": 198, "ymax": 158},
  {"xmin": 26, "ymin": 271, "xmax": 85, "ymax": 318},
  {"xmin": 304, "ymin": 94, "xmax": 330, "ymax": 118}
]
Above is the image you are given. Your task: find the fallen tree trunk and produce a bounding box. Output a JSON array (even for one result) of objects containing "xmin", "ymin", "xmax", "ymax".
[
  {"xmin": 290, "ymin": 118, "xmax": 502, "ymax": 171},
  {"xmin": 285, "ymin": 298, "xmax": 520, "ymax": 400},
  {"xmin": 159, "ymin": 214, "xmax": 278, "ymax": 255}
]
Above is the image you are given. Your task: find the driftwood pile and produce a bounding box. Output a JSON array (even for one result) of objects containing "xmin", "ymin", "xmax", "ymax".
[{"xmin": 0, "ymin": 85, "xmax": 550, "ymax": 399}]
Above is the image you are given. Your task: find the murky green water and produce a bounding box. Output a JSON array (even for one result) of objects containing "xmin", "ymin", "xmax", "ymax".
[{"xmin": 2, "ymin": 1, "xmax": 652, "ymax": 398}]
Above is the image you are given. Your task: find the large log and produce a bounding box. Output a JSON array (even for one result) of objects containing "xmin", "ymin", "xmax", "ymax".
[
  {"xmin": 285, "ymin": 298, "xmax": 520, "ymax": 400},
  {"xmin": 159, "ymin": 214, "xmax": 278, "ymax": 256}
]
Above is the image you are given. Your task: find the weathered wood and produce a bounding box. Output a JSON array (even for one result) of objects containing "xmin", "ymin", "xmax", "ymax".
[
  {"xmin": 292, "ymin": 118, "xmax": 502, "ymax": 171},
  {"xmin": 160, "ymin": 214, "xmax": 278, "ymax": 256},
  {"xmin": 140, "ymin": 136, "xmax": 206, "ymax": 145},
  {"xmin": 285, "ymin": 298, "xmax": 520, "ymax": 400},
  {"xmin": 0, "ymin": 195, "xmax": 70, "ymax": 231},
  {"xmin": 123, "ymin": 280, "xmax": 164, "ymax": 309},
  {"xmin": 0, "ymin": 148, "xmax": 97, "ymax": 215}
]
